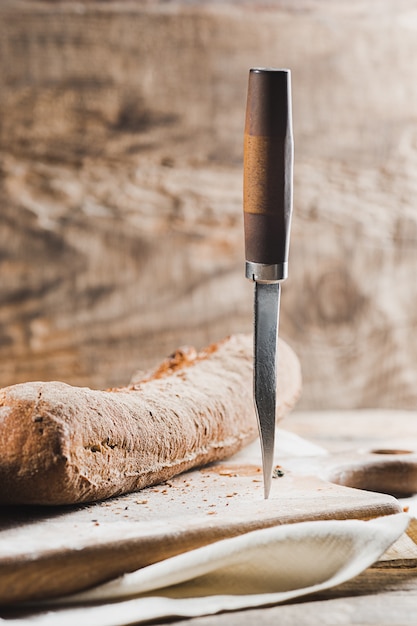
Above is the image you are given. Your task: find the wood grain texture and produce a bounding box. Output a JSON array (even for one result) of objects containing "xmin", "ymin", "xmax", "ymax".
[
  {"xmin": 0, "ymin": 408, "xmax": 413, "ymax": 609},
  {"xmin": 0, "ymin": 474, "xmax": 401, "ymax": 605},
  {"xmin": 0, "ymin": 409, "xmax": 406, "ymax": 605},
  {"xmin": 0, "ymin": 1, "xmax": 416, "ymax": 408},
  {"xmin": 0, "ymin": 411, "xmax": 413, "ymax": 624}
]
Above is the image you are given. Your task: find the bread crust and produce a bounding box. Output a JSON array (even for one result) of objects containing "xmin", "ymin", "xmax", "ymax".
[{"xmin": 0, "ymin": 334, "xmax": 301, "ymax": 505}]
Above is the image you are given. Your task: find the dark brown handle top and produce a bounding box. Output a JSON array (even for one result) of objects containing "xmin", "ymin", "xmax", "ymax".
[{"xmin": 244, "ymin": 68, "xmax": 293, "ymax": 278}]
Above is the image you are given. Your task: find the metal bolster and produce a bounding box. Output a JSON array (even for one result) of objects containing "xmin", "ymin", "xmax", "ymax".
[{"xmin": 245, "ymin": 261, "xmax": 288, "ymax": 283}]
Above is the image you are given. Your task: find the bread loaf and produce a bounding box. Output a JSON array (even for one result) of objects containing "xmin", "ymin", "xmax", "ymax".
[{"xmin": 0, "ymin": 334, "xmax": 301, "ymax": 505}]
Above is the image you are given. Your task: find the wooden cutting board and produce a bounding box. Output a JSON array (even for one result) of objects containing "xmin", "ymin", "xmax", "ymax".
[{"xmin": 1, "ymin": 422, "xmax": 412, "ymax": 606}]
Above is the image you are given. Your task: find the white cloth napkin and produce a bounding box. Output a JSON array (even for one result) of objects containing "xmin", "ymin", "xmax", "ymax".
[{"xmin": 2, "ymin": 513, "xmax": 410, "ymax": 626}]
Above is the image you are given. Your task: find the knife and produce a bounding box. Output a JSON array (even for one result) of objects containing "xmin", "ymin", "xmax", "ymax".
[{"xmin": 243, "ymin": 68, "xmax": 294, "ymax": 499}]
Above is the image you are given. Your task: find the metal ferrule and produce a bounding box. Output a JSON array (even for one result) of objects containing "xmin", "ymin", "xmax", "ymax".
[{"xmin": 245, "ymin": 261, "xmax": 288, "ymax": 283}]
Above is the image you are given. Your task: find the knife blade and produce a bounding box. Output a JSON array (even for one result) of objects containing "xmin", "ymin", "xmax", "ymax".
[{"xmin": 243, "ymin": 68, "xmax": 294, "ymax": 499}]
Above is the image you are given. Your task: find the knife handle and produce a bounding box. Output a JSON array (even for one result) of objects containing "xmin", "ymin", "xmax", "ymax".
[{"xmin": 244, "ymin": 68, "xmax": 293, "ymax": 283}]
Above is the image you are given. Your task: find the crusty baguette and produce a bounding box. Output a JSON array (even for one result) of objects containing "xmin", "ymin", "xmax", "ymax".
[{"xmin": 0, "ymin": 334, "xmax": 301, "ymax": 505}]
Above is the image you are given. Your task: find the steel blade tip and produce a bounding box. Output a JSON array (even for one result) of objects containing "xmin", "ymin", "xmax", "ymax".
[
  {"xmin": 261, "ymin": 443, "xmax": 274, "ymax": 499},
  {"xmin": 264, "ymin": 474, "xmax": 272, "ymax": 500}
]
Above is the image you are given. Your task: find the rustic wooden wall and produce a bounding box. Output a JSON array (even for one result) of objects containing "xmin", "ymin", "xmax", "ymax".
[{"xmin": 0, "ymin": 1, "xmax": 416, "ymax": 409}]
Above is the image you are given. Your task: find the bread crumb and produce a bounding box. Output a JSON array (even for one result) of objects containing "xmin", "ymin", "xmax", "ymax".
[{"xmin": 272, "ymin": 466, "xmax": 285, "ymax": 478}]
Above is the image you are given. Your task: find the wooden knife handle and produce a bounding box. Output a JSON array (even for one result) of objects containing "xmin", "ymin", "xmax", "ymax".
[{"xmin": 244, "ymin": 68, "xmax": 293, "ymax": 278}]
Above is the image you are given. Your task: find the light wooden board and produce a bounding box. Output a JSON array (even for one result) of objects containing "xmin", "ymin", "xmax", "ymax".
[{"xmin": 0, "ymin": 433, "xmax": 402, "ymax": 605}]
